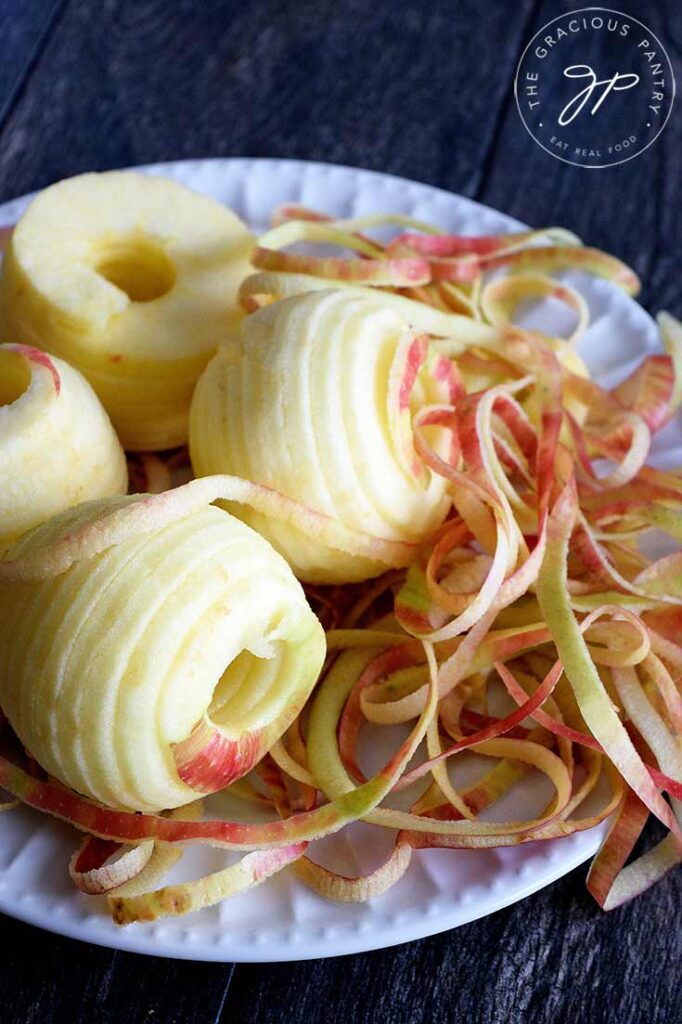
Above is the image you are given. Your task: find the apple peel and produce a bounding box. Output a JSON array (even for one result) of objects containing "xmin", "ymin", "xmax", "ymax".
[{"xmin": 0, "ymin": 202, "xmax": 680, "ymax": 924}]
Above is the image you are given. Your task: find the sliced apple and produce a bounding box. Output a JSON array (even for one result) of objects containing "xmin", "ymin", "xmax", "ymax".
[
  {"xmin": 0, "ymin": 343, "xmax": 127, "ymax": 551},
  {"xmin": 190, "ymin": 289, "xmax": 456, "ymax": 584},
  {"xmin": 0, "ymin": 171, "xmax": 254, "ymax": 449},
  {"xmin": 0, "ymin": 486, "xmax": 325, "ymax": 812}
]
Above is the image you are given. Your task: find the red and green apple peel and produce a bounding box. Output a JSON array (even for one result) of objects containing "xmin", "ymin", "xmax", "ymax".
[{"xmin": 0, "ymin": 202, "xmax": 680, "ymax": 923}]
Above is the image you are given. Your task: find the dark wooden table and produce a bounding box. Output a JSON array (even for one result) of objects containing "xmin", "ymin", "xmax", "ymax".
[{"xmin": 0, "ymin": 2, "xmax": 679, "ymax": 1021}]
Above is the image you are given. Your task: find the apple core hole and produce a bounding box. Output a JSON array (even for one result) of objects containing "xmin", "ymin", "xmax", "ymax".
[
  {"xmin": 208, "ymin": 641, "xmax": 286, "ymax": 733},
  {"xmin": 95, "ymin": 235, "xmax": 176, "ymax": 302},
  {"xmin": 0, "ymin": 349, "xmax": 31, "ymax": 406}
]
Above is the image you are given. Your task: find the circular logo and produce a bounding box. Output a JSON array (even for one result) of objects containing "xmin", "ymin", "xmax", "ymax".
[{"xmin": 514, "ymin": 7, "xmax": 675, "ymax": 168}]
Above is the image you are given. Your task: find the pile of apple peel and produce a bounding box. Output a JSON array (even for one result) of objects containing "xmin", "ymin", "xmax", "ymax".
[{"xmin": 0, "ymin": 195, "xmax": 681, "ymax": 929}]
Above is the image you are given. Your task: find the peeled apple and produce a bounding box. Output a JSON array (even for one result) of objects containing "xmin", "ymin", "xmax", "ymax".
[
  {"xmin": 1, "ymin": 201, "xmax": 678, "ymax": 924},
  {"xmin": 190, "ymin": 288, "xmax": 460, "ymax": 584},
  {"xmin": 0, "ymin": 483, "xmax": 326, "ymax": 812},
  {"xmin": 0, "ymin": 343, "xmax": 127, "ymax": 552},
  {"xmin": 0, "ymin": 171, "xmax": 253, "ymax": 449}
]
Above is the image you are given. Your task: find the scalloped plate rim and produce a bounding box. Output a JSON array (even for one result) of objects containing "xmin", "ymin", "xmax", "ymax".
[{"xmin": 0, "ymin": 156, "xmax": 662, "ymax": 962}]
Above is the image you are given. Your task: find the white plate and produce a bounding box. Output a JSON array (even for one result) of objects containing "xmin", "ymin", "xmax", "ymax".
[{"xmin": 0, "ymin": 158, "xmax": 674, "ymax": 962}]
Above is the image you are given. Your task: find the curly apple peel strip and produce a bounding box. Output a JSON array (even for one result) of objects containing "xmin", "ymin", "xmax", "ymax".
[
  {"xmin": 69, "ymin": 802, "xmax": 204, "ymax": 896},
  {"xmin": 0, "ymin": 208, "xmax": 681, "ymax": 922},
  {"xmin": 252, "ymin": 206, "xmax": 638, "ymax": 297},
  {"xmin": 0, "ymin": 474, "xmax": 418, "ymax": 584},
  {"xmin": 242, "ymin": 222, "xmax": 675, "ymax": 897}
]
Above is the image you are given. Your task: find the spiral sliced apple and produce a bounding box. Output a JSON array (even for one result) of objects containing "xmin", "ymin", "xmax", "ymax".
[
  {"xmin": 0, "ymin": 200, "xmax": 679, "ymax": 924},
  {"xmin": 0, "ymin": 483, "xmax": 326, "ymax": 812},
  {"xmin": 0, "ymin": 171, "xmax": 253, "ymax": 449},
  {"xmin": 190, "ymin": 288, "xmax": 462, "ymax": 584},
  {"xmin": 0, "ymin": 343, "xmax": 127, "ymax": 551}
]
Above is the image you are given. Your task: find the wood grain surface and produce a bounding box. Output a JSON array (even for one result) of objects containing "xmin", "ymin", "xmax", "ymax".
[{"xmin": 0, "ymin": 2, "xmax": 679, "ymax": 1022}]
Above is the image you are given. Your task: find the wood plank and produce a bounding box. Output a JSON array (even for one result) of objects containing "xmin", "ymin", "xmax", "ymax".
[
  {"xmin": 0, "ymin": 915, "xmax": 233, "ymax": 1024},
  {"xmin": 0, "ymin": 3, "xmax": 679, "ymax": 1023},
  {"xmin": 0, "ymin": 0, "xmax": 535, "ymax": 201},
  {"xmin": 0, "ymin": 827, "xmax": 677, "ymax": 1022},
  {"xmin": 0, "ymin": 0, "xmax": 64, "ymax": 127},
  {"xmin": 475, "ymin": 0, "xmax": 681, "ymax": 316},
  {"xmin": 223, "ymin": 823, "xmax": 680, "ymax": 1024}
]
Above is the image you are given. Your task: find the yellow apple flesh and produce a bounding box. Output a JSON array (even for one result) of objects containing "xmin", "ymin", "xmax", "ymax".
[
  {"xmin": 0, "ymin": 343, "xmax": 127, "ymax": 552},
  {"xmin": 0, "ymin": 492, "xmax": 326, "ymax": 812},
  {"xmin": 0, "ymin": 171, "xmax": 254, "ymax": 449}
]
